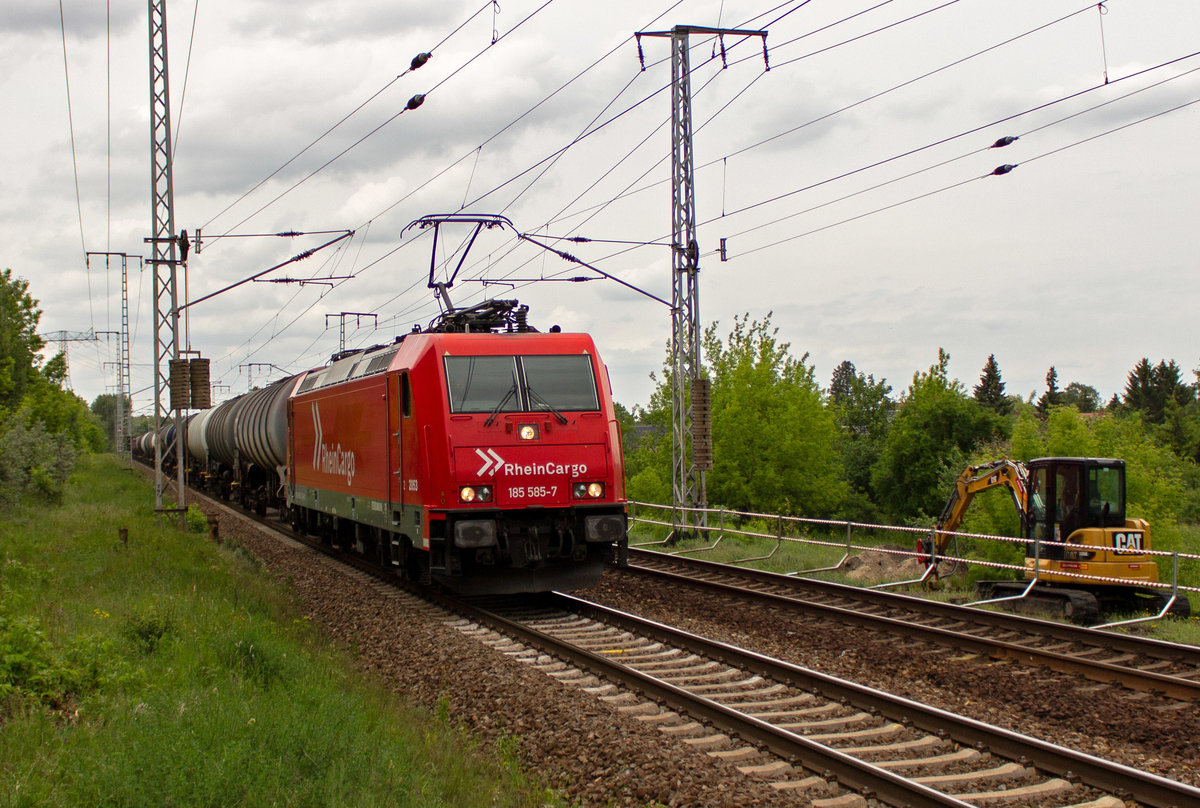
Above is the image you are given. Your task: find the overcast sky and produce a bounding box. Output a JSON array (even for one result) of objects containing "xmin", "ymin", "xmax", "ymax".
[{"xmin": 3, "ymin": 0, "xmax": 1198, "ymax": 415}]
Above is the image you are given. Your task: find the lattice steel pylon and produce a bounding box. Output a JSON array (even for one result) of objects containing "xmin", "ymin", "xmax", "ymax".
[
  {"xmin": 635, "ymin": 25, "xmax": 767, "ymax": 534},
  {"xmin": 86, "ymin": 252, "xmax": 141, "ymax": 460},
  {"xmin": 38, "ymin": 330, "xmax": 114, "ymax": 390},
  {"xmin": 147, "ymin": 0, "xmax": 186, "ymax": 520}
]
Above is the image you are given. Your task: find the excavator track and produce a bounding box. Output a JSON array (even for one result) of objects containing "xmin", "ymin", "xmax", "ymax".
[{"xmin": 974, "ymin": 580, "xmax": 1101, "ymax": 625}]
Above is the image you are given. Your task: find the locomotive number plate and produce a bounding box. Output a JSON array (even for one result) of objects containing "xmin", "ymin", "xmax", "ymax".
[{"xmin": 508, "ymin": 485, "xmax": 558, "ymax": 500}]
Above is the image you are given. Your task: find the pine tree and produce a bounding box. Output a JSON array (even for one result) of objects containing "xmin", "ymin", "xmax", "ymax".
[
  {"xmin": 1036, "ymin": 366, "xmax": 1061, "ymax": 413},
  {"xmin": 972, "ymin": 354, "xmax": 1009, "ymax": 413},
  {"xmin": 1123, "ymin": 358, "xmax": 1194, "ymax": 423},
  {"xmin": 1123, "ymin": 358, "xmax": 1154, "ymax": 413}
]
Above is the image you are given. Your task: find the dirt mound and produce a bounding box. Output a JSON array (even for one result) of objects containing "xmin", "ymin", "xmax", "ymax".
[{"xmin": 842, "ymin": 547, "xmax": 954, "ymax": 583}]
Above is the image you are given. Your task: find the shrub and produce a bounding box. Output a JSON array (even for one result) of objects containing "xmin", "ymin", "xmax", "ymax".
[
  {"xmin": 185, "ymin": 504, "xmax": 208, "ymax": 533},
  {"xmin": 0, "ymin": 411, "xmax": 77, "ymax": 507}
]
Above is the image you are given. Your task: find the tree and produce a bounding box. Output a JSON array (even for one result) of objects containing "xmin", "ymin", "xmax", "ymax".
[
  {"xmin": 1060, "ymin": 382, "xmax": 1100, "ymax": 413},
  {"xmin": 91, "ymin": 393, "xmax": 134, "ymax": 450},
  {"xmin": 828, "ymin": 360, "xmax": 858, "ymax": 406},
  {"xmin": 828, "ymin": 362, "xmax": 892, "ymax": 437},
  {"xmin": 702, "ymin": 314, "xmax": 846, "ymax": 516},
  {"xmin": 1036, "ymin": 366, "xmax": 1061, "ymax": 413},
  {"xmin": 0, "ymin": 272, "xmax": 105, "ymax": 507},
  {"xmin": 828, "ymin": 361, "xmax": 892, "ymax": 515},
  {"xmin": 0, "ymin": 269, "xmax": 44, "ymax": 411},
  {"xmin": 1122, "ymin": 358, "xmax": 1194, "ymax": 424},
  {"xmin": 871, "ymin": 349, "xmax": 1005, "ymax": 520},
  {"xmin": 972, "ymin": 354, "xmax": 1010, "ymax": 414}
]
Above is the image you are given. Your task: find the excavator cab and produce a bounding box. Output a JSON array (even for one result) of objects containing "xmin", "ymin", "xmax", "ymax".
[{"xmin": 1025, "ymin": 457, "xmax": 1127, "ymax": 559}]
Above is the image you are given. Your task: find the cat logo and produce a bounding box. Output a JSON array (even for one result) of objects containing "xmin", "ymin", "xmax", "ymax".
[{"xmin": 1113, "ymin": 531, "xmax": 1144, "ymax": 554}]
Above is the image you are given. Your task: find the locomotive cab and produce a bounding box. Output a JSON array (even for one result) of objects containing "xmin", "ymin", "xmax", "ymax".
[{"xmin": 431, "ymin": 343, "xmax": 627, "ymax": 594}]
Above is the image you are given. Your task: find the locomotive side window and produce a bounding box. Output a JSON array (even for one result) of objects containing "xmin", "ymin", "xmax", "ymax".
[
  {"xmin": 401, "ymin": 372, "xmax": 412, "ymax": 417},
  {"xmin": 445, "ymin": 356, "xmax": 520, "ymax": 413},
  {"xmin": 522, "ymin": 355, "xmax": 599, "ymax": 412}
]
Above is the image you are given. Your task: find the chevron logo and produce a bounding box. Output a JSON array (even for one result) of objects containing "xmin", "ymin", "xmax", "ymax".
[{"xmin": 475, "ymin": 448, "xmax": 505, "ymax": 476}]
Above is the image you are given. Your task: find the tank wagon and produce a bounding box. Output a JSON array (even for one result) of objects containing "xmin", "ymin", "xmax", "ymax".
[{"xmin": 139, "ymin": 300, "xmax": 628, "ymax": 595}]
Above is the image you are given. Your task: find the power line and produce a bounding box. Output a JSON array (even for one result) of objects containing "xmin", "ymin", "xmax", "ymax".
[
  {"xmin": 200, "ymin": 0, "xmax": 504, "ymax": 234},
  {"xmin": 58, "ymin": 0, "xmax": 93, "ymax": 333},
  {"xmin": 730, "ymin": 89, "xmax": 1200, "ymax": 259},
  {"xmin": 172, "ymin": 0, "xmax": 201, "ymax": 159},
  {"xmin": 708, "ymin": 51, "xmax": 1200, "ymax": 232},
  {"xmin": 212, "ymin": 0, "xmax": 564, "ymax": 240}
]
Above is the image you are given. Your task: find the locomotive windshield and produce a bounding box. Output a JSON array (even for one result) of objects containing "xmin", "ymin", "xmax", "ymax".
[{"xmin": 445, "ymin": 354, "xmax": 599, "ymax": 414}]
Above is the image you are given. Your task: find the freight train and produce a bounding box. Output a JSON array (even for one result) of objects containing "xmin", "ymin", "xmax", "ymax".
[{"xmin": 134, "ymin": 300, "xmax": 628, "ymax": 595}]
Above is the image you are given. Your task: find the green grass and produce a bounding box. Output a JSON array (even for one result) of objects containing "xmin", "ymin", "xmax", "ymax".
[
  {"xmin": 0, "ymin": 455, "xmax": 562, "ymax": 808},
  {"xmin": 630, "ymin": 514, "xmax": 1200, "ymax": 646}
]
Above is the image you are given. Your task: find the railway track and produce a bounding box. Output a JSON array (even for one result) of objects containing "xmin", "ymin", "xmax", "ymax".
[
  {"xmin": 447, "ymin": 590, "xmax": 1200, "ymax": 808},
  {"xmin": 172, "ymin": 482, "xmax": 1198, "ymax": 806},
  {"xmin": 623, "ymin": 547, "xmax": 1200, "ymax": 701}
]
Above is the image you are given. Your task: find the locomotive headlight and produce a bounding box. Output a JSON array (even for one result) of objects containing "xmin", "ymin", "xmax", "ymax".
[
  {"xmin": 573, "ymin": 482, "xmax": 605, "ymax": 499},
  {"xmin": 459, "ymin": 485, "xmax": 494, "ymax": 503},
  {"xmin": 518, "ymin": 423, "xmax": 539, "ymax": 441}
]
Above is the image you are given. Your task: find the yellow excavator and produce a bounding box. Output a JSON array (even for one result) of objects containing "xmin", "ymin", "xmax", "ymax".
[{"xmin": 918, "ymin": 457, "xmax": 1191, "ymax": 624}]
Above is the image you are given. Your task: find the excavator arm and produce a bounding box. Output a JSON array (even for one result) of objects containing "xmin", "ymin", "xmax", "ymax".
[{"xmin": 918, "ymin": 459, "xmax": 1029, "ymax": 564}]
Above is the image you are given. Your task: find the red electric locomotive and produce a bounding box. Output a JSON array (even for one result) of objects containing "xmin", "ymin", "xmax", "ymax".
[{"xmin": 286, "ymin": 300, "xmax": 628, "ymax": 595}]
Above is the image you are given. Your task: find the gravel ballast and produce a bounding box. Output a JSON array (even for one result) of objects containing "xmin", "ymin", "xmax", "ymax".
[{"xmin": 199, "ymin": 495, "xmax": 1198, "ymax": 805}]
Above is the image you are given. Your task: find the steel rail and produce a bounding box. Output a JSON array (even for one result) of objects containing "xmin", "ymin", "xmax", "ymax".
[
  {"xmin": 434, "ymin": 590, "xmax": 973, "ymax": 808},
  {"xmin": 549, "ymin": 591, "xmax": 1200, "ymax": 808},
  {"xmin": 170, "ymin": 477, "xmax": 1198, "ymax": 807},
  {"xmin": 623, "ymin": 551, "xmax": 1200, "ymax": 701}
]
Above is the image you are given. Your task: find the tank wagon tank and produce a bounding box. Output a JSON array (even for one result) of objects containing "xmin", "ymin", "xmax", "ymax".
[
  {"xmin": 140, "ymin": 299, "xmax": 628, "ymax": 595},
  {"xmin": 188, "ymin": 376, "xmax": 299, "ymax": 511}
]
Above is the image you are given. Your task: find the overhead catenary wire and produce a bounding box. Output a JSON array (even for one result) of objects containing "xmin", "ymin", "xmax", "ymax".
[
  {"xmin": 503, "ymin": 48, "xmax": 1200, "ymax": 312},
  {"xmin": 210, "ymin": 0, "xmax": 564, "ymax": 242},
  {"xmin": 200, "ymin": 0, "xmax": 504, "ymax": 235},
  {"xmin": 402, "ymin": 1, "xmax": 1190, "ymax": 309},
  {"xmin": 182, "ymin": 1, "xmax": 1195, "ymax": 393},
  {"xmin": 208, "ymin": 0, "xmax": 759, "ymax": 361},
  {"xmin": 58, "ymin": 0, "xmax": 93, "ymax": 334},
  {"xmin": 257, "ymin": 0, "xmax": 693, "ymax": 361},
  {"xmin": 172, "ymin": 0, "xmax": 202, "ymax": 159},
  {"xmin": 728, "ymin": 89, "xmax": 1200, "ymax": 260},
  {"xmin": 707, "ymin": 52, "xmax": 1200, "ymax": 231},
  {"xmin": 346, "ymin": 0, "xmax": 1036, "ymax": 333}
]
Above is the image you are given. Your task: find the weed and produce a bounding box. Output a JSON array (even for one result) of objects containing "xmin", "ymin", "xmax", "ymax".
[
  {"xmin": 185, "ymin": 504, "xmax": 208, "ymax": 533},
  {"xmin": 120, "ymin": 609, "xmax": 175, "ymax": 656}
]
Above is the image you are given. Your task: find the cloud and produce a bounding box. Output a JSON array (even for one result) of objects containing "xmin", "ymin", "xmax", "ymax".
[{"xmin": 5, "ymin": 0, "xmax": 1199, "ymax": 415}]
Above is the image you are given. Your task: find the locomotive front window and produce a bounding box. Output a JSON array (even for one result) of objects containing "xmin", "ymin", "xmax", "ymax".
[
  {"xmin": 445, "ymin": 356, "xmax": 520, "ymax": 413},
  {"xmin": 522, "ymin": 355, "xmax": 599, "ymax": 412},
  {"xmin": 444, "ymin": 354, "xmax": 600, "ymax": 414}
]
